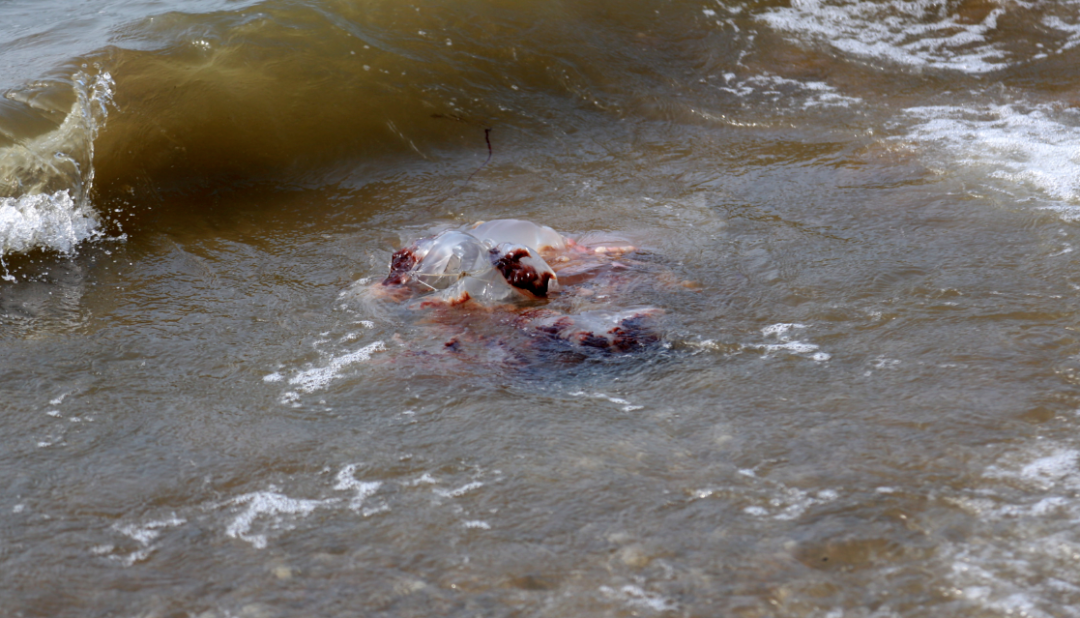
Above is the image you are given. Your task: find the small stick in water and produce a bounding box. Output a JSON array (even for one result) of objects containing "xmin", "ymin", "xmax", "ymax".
[{"xmin": 431, "ymin": 114, "xmax": 493, "ymax": 201}]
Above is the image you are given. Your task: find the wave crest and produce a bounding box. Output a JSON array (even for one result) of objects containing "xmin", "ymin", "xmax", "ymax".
[{"xmin": 0, "ymin": 70, "xmax": 113, "ymax": 260}]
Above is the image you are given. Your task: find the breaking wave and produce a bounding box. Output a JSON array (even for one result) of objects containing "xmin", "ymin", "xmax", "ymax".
[{"xmin": 0, "ymin": 71, "xmax": 114, "ymax": 262}]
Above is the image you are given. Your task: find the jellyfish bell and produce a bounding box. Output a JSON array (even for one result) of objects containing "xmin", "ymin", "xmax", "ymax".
[
  {"xmin": 383, "ymin": 230, "xmax": 491, "ymax": 290},
  {"xmin": 470, "ymin": 219, "xmax": 568, "ymax": 254},
  {"xmin": 411, "ymin": 230, "xmax": 493, "ymax": 290}
]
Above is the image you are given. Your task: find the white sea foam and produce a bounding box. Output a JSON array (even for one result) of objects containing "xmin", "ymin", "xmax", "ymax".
[
  {"xmin": 761, "ymin": 322, "xmax": 806, "ymax": 337},
  {"xmin": 224, "ymin": 464, "xmax": 387, "ymax": 547},
  {"xmin": 898, "ymin": 103, "xmax": 1080, "ymax": 217},
  {"xmin": 984, "ymin": 447, "xmax": 1080, "ymax": 491},
  {"xmin": 90, "ymin": 463, "xmax": 502, "ymax": 562},
  {"xmin": 1017, "ymin": 450, "xmax": 1080, "ymax": 487},
  {"xmin": 743, "ymin": 486, "xmax": 840, "ymax": 521},
  {"xmin": 410, "ymin": 472, "xmax": 438, "ymax": 486},
  {"xmin": 333, "ymin": 464, "xmax": 382, "ymax": 511},
  {"xmin": 694, "ymin": 470, "xmax": 841, "ymax": 522},
  {"xmin": 224, "ymin": 489, "xmax": 334, "ymax": 549},
  {"xmin": 757, "ymin": 0, "xmax": 1011, "ymax": 73},
  {"xmin": 600, "ymin": 584, "xmax": 678, "ymax": 612},
  {"xmin": 0, "ymin": 191, "xmax": 101, "ymax": 258},
  {"xmin": 93, "ymin": 464, "xmax": 391, "ymax": 561},
  {"xmin": 434, "ymin": 481, "xmax": 484, "ymax": 498},
  {"xmin": 286, "ymin": 340, "xmax": 386, "ymax": 394},
  {"xmin": 114, "ymin": 516, "xmax": 187, "ymax": 547},
  {"xmin": 1041, "ymin": 3, "xmax": 1080, "ymax": 53},
  {"xmin": 717, "ymin": 73, "xmax": 862, "ymax": 110},
  {"xmin": 107, "ymin": 516, "xmax": 186, "ymax": 566},
  {"xmin": 942, "ymin": 441, "xmax": 1080, "ymax": 616},
  {"xmin": 753, "ymin": 323, "xmax": 831, "ymax": 362},
  {"xmin": 570, "ymin": 390, "xmax": 643, "ymax": 412}
]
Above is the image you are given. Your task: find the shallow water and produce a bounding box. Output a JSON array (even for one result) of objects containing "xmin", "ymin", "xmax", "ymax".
[{"xmin": 4, "ymin": 1, "xmax": 1080, "ymax": 616}]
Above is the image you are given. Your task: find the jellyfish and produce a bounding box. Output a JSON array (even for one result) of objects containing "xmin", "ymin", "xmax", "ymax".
[
  {"xmin": 382, "ymin": 221, "xmax": 563, "ymax": 305},
  {"xmin": 376, "ymin": 219, "xmax": 665, "ymax": 355}
]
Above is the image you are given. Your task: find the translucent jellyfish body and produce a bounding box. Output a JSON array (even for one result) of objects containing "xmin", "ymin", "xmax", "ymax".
[
  {"xmin": 470, "ymin": 219, "xmax": 568, "ymax": 253},
  {"xmin": 417, "ymin": 243, "xmax": 559, "ymax": 306},
  {"xmin": 410, "ymin": 231, "xmax": 490, "ymax": 290},
  {"xmin": 384, "ymin": 226, "xmax": 562, "ymax": 306},
  {"xmin": 421, "ymin": 268, "xmax": 517, "ymax": 307}
]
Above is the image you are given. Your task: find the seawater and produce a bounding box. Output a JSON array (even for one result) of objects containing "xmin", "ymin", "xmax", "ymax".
[{"xmin": 4, "ymin": 1, "xmax": 1080, "ymax": 616}]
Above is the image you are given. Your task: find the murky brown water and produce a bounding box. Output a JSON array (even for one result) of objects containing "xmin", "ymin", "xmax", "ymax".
[{"xmin": 4, "ymin": 1, "xmax": 1080, "ymax": 616}]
